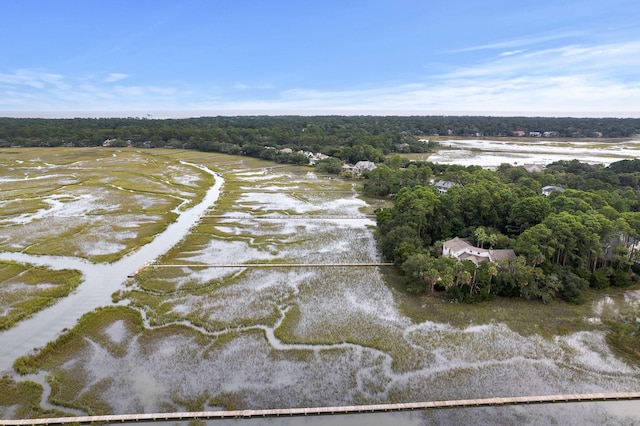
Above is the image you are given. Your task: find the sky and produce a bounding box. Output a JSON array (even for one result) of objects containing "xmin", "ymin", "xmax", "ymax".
[{"xmin": 1, "ymin": 0, "xmax": 639, "ymax": 118}]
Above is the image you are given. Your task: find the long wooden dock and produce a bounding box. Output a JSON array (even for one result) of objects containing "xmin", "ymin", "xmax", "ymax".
[
  {"xmin": 202, "ymin": 214, "xmax": 376, "ymax": 220},
  {"xmin": 152, "ymin": 262, "xmax": 394, "ymax": 268},
  {"xmin": 3, "ymin": 392, "xmax": 640, "ymax": 425}
]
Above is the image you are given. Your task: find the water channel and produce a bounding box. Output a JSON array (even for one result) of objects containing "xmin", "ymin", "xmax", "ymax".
[
  {"xmin": 1, "ymin": 149, "xmax": 640, "ymax": 425},
  {"xmin": 0, "ymin": 162, "xmax": 223, "ymax": 373}
]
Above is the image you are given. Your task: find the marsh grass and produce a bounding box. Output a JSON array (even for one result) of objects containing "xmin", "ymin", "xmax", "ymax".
[
  {"xmin": 8, "ymin": 148, "xmax": 639, "ymax": 417},
  {"xmin": 0, "ymin": 148, "xmax": 211, "ymax": 262},
  {"xmin": 0, "ymin": 262, "xmax": 82, "ymax": 330},
  {"xmin": 14, "ymin": 306, "xmax": 144, "ymax": 374},
  {"xmin": 0, "ymin": 376, "xmax": 69, "ymax": 419},
  {"xmin": 13, "ymin": 306, "xmax": 148, "ymax": 414},
  {"xmin": 0, "ymin": 198, "xmax": 50, "ymax": 216}
]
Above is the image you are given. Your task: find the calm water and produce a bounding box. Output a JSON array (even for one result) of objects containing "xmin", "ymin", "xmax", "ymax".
[{"xmin": 422, "ymin": 138, "xmax": 640, "ymax": 168}]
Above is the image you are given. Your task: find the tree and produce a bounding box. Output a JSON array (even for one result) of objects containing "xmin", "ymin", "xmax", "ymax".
[
  {"xmin": 474, "ymin": 227, "xmax": 489, "ymax": 248},
  {"xmin": 363, "ymin": 165, "xmax": 397, "ymax": 196},
  {"xmin": 507, "ymin": 196, "xmax": 551, "ymax": 235},
  {"xmin": 316, "ymin": 157, "xmax": 343, "ymax": 174},
  {"xmin": 392, "ymin": 186, "xmax": 439, "ymax": 243},
  {"xmin": 402, "ymin": 253, "xmax": 440, "ymax": 293},
  {"xmin": 515, "ymin": 224, "xmax": 555, "ymax": 266}
]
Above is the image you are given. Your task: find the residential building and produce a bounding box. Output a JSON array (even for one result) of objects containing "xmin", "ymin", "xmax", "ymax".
[
  {"xmin": 353, "ymin": 161, "xmax": 377, "ymax": 173},
  {"xmin": 523, "ymin": 163, "xmax": 544, "ymax": 173},
  {"xmin": 542, "ymin": 186, "xmax": 565, "ymax": 196},
  {"xmin": 434, "ymin": 180, "xmax": 460, "ymax": 194},
  {"xmin": 442, "ymin": 237, "xmax": 516, "ymax": 265}
]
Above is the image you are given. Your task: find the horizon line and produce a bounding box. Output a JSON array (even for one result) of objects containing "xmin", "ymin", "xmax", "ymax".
[{"xmin": 2, "ymin": 110, "xmax": 640, "ymax": 120}]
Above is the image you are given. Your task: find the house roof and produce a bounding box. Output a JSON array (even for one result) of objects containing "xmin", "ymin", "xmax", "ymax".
[
  {"xmin": 442, "ymin": 237, "xmax": 472, "ymax": 252},
  {"xmin": 459, "ymin": 252, "xmax": 484, "ymax": 264},
  {"xmin": 443, "ymin": 237, "xmax": 516, "ymax": 263},
  {"xmin": 523, "ymin": 163, "xmax": 544, "ymax": 172},
  {"xmin": 490, "ymin": 249, "xmax": 517, "ymax": 261},
  {"xmin": 435, "ymin": 180, "xmax": 456, "ymax": 188},
  {"xmin": 353, "ymin": 161, "xmax": 377, "ymax": 171},
  {"xmin": 542, "ymin": 185, "xmax": 565, "ymax": 195}
]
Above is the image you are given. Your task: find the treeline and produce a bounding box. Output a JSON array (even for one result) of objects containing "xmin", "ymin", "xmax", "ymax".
[
  {"xmin": 2, "ymin": 116, "xmax": 639, "ymax": 164},
  {"xmin": 0, "ymin": 116, "xmax": 427, "ymax": 165},
  {"xmin": 369, "ymin": 158, "xmax": 640, "ymax": 304}
]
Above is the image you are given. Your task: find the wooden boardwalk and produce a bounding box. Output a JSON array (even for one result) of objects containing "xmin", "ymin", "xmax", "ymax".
[
  {"xmin": 202, "ymin": 214, "xmax": 376, "ymax": 220},
  {"xmin": 152, "ymin": 262, "xmax": 394, "ymax": 268},
  {"xmin": 3, "ymin": 392, "xmax": 640, "ymax": 425}
]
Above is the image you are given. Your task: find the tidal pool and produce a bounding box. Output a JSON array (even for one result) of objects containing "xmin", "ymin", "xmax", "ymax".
[{"xmin": 1, "ymin": 150, "xmax": 639, "ymax": 425}]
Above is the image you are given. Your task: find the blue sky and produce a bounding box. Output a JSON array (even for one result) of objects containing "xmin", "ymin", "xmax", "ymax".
[{"xmin": 2, "ymin": 0, "xmax": 639, "ymax": 117}]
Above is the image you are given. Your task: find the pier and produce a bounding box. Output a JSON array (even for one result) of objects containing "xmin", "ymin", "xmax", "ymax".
[
  {"xmin": 201, "ymin": 214, "xmax": 377, "ymax": 220},
  {"xmin": 151, "ymin": 262, "xmax": 394, "ymax": 268},
  {"xmin": 3, "ymin": 392, "xmax": 640, "ymax": 425}
]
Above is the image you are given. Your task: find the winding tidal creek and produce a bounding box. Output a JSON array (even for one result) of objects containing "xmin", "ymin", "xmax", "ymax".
[{"xmin": 1, "ymin": 148, "xmax": 640, "ymax": 425}]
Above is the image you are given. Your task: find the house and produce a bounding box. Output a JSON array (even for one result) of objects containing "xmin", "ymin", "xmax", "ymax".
[
  {"xmin": 434, "ymin": 180, "xmax": 460, "ymax": 194},
  {"xmin": 512, "ymin": 130, "xmax": 526, "ymax": 137},
  {"xmin": 306, "ymin": 152, "xmax": 330, "ymax": 165},
  {"xmin": 442, "ymin": 237, "xmax": 516, "ymax": 265},
  {"xmin": 542, "ymin": 185, "xmax": 565, "ymax": 196},
  {"xmin": 523, "ymin": 163, "xmax": 544, "ymax": 173},
  {"xmin": 353, "ymin": 161, "xmax": 377, "ymax": 173}
]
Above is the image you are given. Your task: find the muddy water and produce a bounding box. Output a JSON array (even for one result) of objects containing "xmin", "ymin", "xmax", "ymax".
[{"xmin": 1, "ymin": 155, "xmax": 640, "ymax": 425}]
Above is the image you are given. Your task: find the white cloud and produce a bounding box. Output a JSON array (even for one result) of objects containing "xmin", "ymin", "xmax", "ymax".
[
  {"xmin": 0, "ymin": 69, "xmax": 68, "ymax": 90},
  {"xmin": 104, "ymin": 73, "xmax": 129, "ymax": 83},
  {"xmin": 198, "ymin": 40, "xmax": 640, "ymax": 117},
  {"xmin": 500, "ymin": 50, "xmax": 524, "ymax": 56},
  {"xmin": 450, "ymin": 31, "xmax": 583, "ymax": 53},
  {"xmin": 233, "ymin": 82, "xmax": 275, "ymax": 90},
  {"xmin": 2, "ymin": 40, "xmax": 639, "ymax": 117}
]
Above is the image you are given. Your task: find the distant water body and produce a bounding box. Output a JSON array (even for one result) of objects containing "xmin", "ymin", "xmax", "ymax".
[{"xmin": 424, "ymin": 138, "xmax": 640, "ymax": 168}]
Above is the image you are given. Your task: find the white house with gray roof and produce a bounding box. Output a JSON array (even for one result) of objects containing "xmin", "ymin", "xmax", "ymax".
[
  {"xmin": 442, "ymin": 237, "xmax": 516, "ymax": 264},
  {"xmin": 435, "ymin": 180, "xmax": 460, "ymax": 194}
]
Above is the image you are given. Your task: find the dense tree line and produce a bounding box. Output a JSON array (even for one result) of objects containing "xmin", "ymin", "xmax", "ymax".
[
  {"xmin": 370, "ymin": 159, "xmax": 640, "ymax": 304},
  {"xmin": 1, "ymin": 116, "xmax": 639, "ymax": 165}
]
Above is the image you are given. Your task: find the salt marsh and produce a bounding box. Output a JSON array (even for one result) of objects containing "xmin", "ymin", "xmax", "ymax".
[{"xmin": 1, "ymin": 148, "xmax": 639, "ymax": 425}]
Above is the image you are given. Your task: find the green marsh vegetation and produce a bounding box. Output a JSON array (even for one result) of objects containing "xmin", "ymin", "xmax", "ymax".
[
  {"xmin": 0, "ymin": 147, "xmax": 213, "ymax": 263},
  {"xmin": 4, "ymin": 147, "xmax": 640, "ymax": 417},
  {"xmin": 12, "ymin": 306, "xmax": 159, "ymax": 414},
  {"xmin": 0, "ymin": 261, "xmax": 82, "ymax": 330},
  {"xmin": 0, "ymin": 376, "xmax": 69, "ymax": 420}
]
